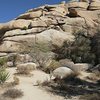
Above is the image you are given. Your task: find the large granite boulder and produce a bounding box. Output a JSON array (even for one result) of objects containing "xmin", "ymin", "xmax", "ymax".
[
  {"xmin": 89, "ymin": 0, "xmax": 100, "ymax": 10},
  {"xmin": 17, "ymin": 9, "xmax": 43, "ymax": 19},
  {"xmin": 52, "ymin": 67, "xmax": 74, "ymax": 79},
  {"xmin": 0, "ymin": 19, "xmax": 31, "ymax": 32},
  {"xmin": 0, "ymin": 29, "xmax": 75, "ymax": 52}
]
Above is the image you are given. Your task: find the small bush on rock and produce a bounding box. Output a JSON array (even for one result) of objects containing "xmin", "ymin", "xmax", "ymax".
[{"xmin": 3, "ymin": 88, "xmax": 23, "ymax": 99}]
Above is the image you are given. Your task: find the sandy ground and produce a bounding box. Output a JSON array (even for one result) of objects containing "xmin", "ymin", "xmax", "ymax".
[{"xmin": 6, "ymin": 68, "xmax": 65, "ymax": 100}]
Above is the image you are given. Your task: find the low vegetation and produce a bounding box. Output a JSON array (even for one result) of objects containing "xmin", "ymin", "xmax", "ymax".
[
  {"xmin": 43, "ymin": 60, "xmax": 61, "ymax": 73},
  {"xmin": 0, "ymin": 57, "xmax": 7, "ymax": 67},
  {"xmin": 19, "ymin": 40, "xmax": 53, "ymax": 69},
  {"xmin": 2, "ymin": 88, "xmax": 23, "ymax": 99},
  {"xmin": 17, "ymin": 65, "xmax": 33, "ymax": 75}
]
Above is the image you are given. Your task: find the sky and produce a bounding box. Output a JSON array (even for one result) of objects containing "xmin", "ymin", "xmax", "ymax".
[{"xmin": 0, "ymin": 0, "xmax": 68, "ymax": 23}]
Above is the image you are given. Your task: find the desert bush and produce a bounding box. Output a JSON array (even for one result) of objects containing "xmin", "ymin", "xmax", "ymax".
[
  {"xmin": 3, "ymin": 88, "xmax": 23, "ymax": 99},
  {"xmin": 91, "ymin": 29, "xmax": 100, "ymax": 64},
  {"xmin": 80, "ymin": 93, "xmax": 100, "ymax": 100},
  {"xmin": 13, "ymin": 76, "xmax": 20, "ymax": 85},
  {"xmin": 0, "ymin": 68, "xmax": 10, "ymax": 84},
  {"xmin": 53, "ymin": 31, "xmax": 96, "ymax": 65}
]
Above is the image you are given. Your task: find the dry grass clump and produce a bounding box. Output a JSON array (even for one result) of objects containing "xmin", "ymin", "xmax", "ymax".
[
  {"xmin": 2, "ymin": 88, "xmax": 23, "ymax": 99},
  {"xmin": 43, "ymin": 60, "xmax": 61, "ymax": 73},
  {"xmin": 12, "ymin": 76, "xmax": 20, "ymax": 85},
  {"xmin": 80, "ymin": 93, "xmax": 100, "ymax": 100},
  {"xmin": 17, "ymin": 66, "xmax": 32, "ymax": 75}
]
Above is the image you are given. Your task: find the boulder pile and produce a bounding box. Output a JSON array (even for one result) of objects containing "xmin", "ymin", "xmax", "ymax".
[{"xmin": 0, "ymin": 0, "xmax": 99, "ymax": 67}]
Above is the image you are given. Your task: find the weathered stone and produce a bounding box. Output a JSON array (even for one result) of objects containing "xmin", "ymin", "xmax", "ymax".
[
  {"xmin": 4, "ymin": 27, "xmax": 46, "ymax": 37},
  {"xmin": 0, "ymin": 19, "xmax": 31, "ymax": 32},
  {"xmin": 74, "ymin": 63, "xmax": 93, "ymax": 72},
  {"xmin": 62, "ymin": 17, "xmax": 86, "ymax": 34},
  {"xmin": 0, "ymin": 53, "xmax": 7, "ymax": 57},
  {"xmin": 67, "ymin": 2, "xmax": 89, "ymax": 10},
  {"xmin": 30, "ymin": 20, "xmax": 47, "ymax": 27},
  {"xmin": 36, "ymin": 29, "xmax": 75, "ymax": 47},
  {"xmin": 0, "ymin": 41, "xmax": 21, "ymax": 52},
  {"xmin": 40, "ymin": 16, "xmax": 58, "ymax": 26},
  {"xmin": 89, "ymin": 2, "xmax": 100, "ymax": 10},
  {"xmin": 47, "ymin": 6, "xmax": 67, "ymax": 16},
  {"xmin": 0, "ymin": 29, "xmax": 75, "ymax": 52},
  {"xmin": 17, "ymin": 10, "xmax": 43, "ymax": 19},
  {"xmin": 52, "ymin": 67, "xmax": 74, "ymax": 79},
  {"xmin": 7, "ymin": 61, "xmax": 14, "ymax": 67},
  {"xmin": 15, "ymin": 54, "xmax": 33, "ymax": 65}
]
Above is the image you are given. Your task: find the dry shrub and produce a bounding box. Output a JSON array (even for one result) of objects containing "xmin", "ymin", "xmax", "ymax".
[
  {"xmin": 17, "ymin": 65, "xmax": 32, "ymax": 75},
  {"xmin": 13, "ymin": 76, "xmax": 20, "ymax": 85},
  {"xmin": 3, "ymin": 88, "xmax": 23, "ymax": 99},
  {"xmin": 43, "ymin": 60, "xmax": 61, "ymax": 73},
  {"xmin": 80, "ymin": 93, "xmax": 100, "ymax": 100}
]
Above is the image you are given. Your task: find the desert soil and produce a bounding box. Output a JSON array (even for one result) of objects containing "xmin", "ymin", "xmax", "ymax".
[{"xmin": 6, "ymin": 68, "xmax": 65, "ymax": 100}]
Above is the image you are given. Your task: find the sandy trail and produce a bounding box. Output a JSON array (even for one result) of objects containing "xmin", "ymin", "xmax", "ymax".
[{"xmin": 7, "ymin": 68, "xmax": 65, "ymax": 100}]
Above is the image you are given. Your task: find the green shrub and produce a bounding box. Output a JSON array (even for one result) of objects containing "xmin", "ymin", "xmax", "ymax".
[
  {"xmin": 0, "ymin": 68, "xmax": 10, "ymax": 84},
  {"xmin": 53, "ymin": 31, "xmax": 96, "ymax": 65},
  {"xmin": 23, "ymin": 26, "xmax": 28, "ymax": 30},
  {"xmin": 0, "ymin": 57, "xmax": 7, "ymax": 67}
]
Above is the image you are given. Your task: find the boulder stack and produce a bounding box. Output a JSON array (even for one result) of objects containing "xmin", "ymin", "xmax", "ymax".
[{"xmin": 0, "ymin": 1, "xmax": 99, "ymax": 67}]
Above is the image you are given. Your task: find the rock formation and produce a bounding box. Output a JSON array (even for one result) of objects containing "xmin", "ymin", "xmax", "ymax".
[{"xmin": 0, "ymin": 0, "xmax": 100, "ymax": 66}]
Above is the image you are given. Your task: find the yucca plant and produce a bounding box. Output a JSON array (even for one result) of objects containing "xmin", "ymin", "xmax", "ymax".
[{"xmin": 0, "ymin": 68, "xmax": 10, "ymax": 84}]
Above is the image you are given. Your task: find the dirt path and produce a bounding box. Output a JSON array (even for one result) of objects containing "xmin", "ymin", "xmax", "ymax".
[{"xmin": 7, "ymin": 68, "xmax": 65, "ymax": 100}]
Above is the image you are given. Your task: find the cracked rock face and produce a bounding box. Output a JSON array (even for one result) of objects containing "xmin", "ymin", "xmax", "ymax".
[{"xmin": 0, "ymin": 1, "xmax": 100, "ymax": 61}]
